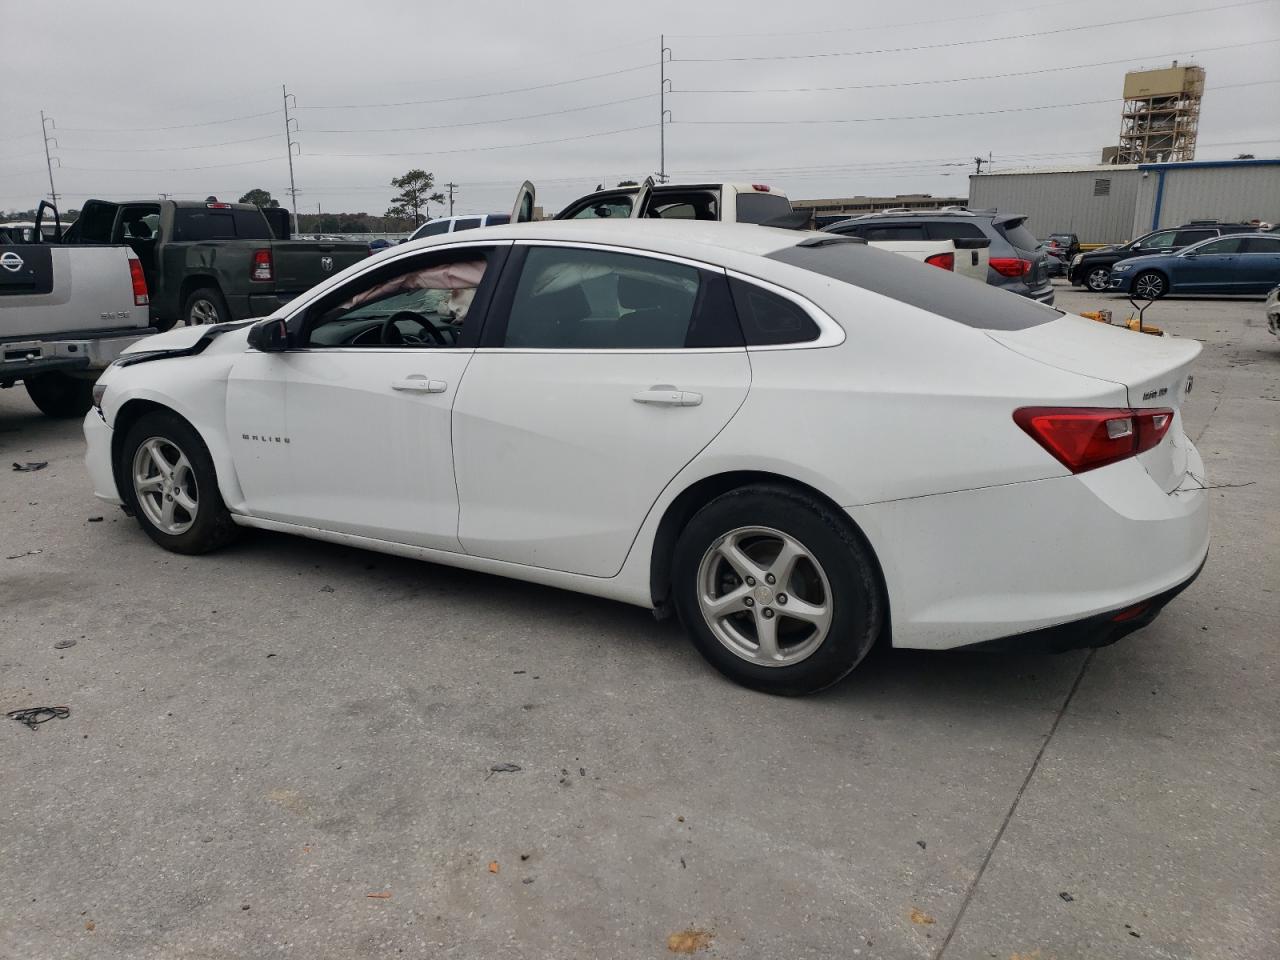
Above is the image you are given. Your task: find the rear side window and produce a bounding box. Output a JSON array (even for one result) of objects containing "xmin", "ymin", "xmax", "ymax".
[
  {"xmin": 1172, "ymin": 229, "xmax": 1215, "ymax": 247},
  {"xmin": 729, "ymin": 279, "xmax": 820, "ymax": 345},
  {"xmin": 498, "ymin": 246, "xmax": 739, "ymax": 349},
  {"xmin": 928, "ymin": 221, "xmax": 987, "ymax": 241},
  {"xmin": 174, "ymin": 210, "xmax": 237, "ymax": 241},
  {"xmin": 768, "ymin": 241, "xmax": 1056, "ymax": 331},
  {"xmin": 994, "ymin": 219, "xmax": 1039, "ymax": 251},
  {"xmin": 454, "ymin": 217, "xmax": 482, "ymax": 232},
  {"xmin": 485, "ymin": 214, "xmax": 510, "ymax": 226},
  {"xmin": 1243, "ymin": 236, "xmax": 1280, "ymax": 253},
  {"xmin": 648, "ymin": 191, "xmax": 718, "ymax": 220},
  {"xmin": 735, "ymin": 193, "xmax": 794, "ymax": 225},
  {"xmin": 860, "ymin": 224, "xmax": 927, "ymax": 241}
]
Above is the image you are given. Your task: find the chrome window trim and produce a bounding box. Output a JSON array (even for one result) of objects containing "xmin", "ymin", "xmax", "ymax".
[{"xmin": 723, "ymin": 268, "xmax": 846, "ymax": 350}]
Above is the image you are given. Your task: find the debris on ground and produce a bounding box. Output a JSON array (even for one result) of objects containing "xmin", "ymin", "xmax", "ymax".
[
  {"xmin": 84, "ymin": 921, "xmax": 95, "ymax": 932},
  {"xmin": 489, "ymin": 762, "xmax": 522, "ymax": 774},
  {"xmin": 1059, "ymin": 891, "xmax": 1074, "ymax": 902},
  {"xmin": 87, "ymin": 516, "xmax": 104, "ymax": 523},
  {"xmin": 53, "ymin": 639, "xmax": 77, "ymax": 650},
  {"xmin": 319, "ymin": 585, "xmax": 335, "ymax": 593},
  {"xmin": 909, "ymin": 907, "xmax": 936, "ymax": 925},
  {"xmin": 240, "ymin": 904, "xmax": 250, "ymax": 911},
  {"xmin": 520, "ymin": 854, "xmax": 530, "ymax": 861},
  {"xmin": 916, "ymin": 840, "xmax": 927, "ymax": 850},
  {"xmin": 12, "ymin": 461, "xmax": 48, "ymax": 472},
  {"xmin": 666, "ymin": 929, "xmax": 713, "ymax": 954},
  {"xmin": 5, "ymin": 548, "xmax": 43, "ymax": 560},
  {"xmin": 488, "ymin": 861, "xmax": 499, "ymax": 874},
  {"xmin": 7, "ymin": 706, "xmax": 70, "ymax": 729},
  {"xmin": 522, "ymin": 877, "xmax": 534, "ymax": 884},
  {"xmin": 366, "ymin": 892, "xmax": 392, "ymax": 899}
]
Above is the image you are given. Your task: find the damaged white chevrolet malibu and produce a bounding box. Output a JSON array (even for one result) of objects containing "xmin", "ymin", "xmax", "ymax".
[{"xmin": 83, "ymin": 220, "xmax": 1209, "ymax": 695}]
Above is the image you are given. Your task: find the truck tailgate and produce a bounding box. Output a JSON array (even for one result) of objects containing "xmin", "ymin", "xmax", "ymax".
[
  {"xmin": 271, "ymin": 241, "xmax": 368, "ymax": 294},
  {"xmin": 1, "ymin": 245, "xmax": 146, "ymax": 340}
]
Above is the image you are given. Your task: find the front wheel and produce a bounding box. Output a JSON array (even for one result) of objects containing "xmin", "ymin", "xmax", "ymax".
[
  {"xmin": 24, "ymin": 372, "xmax": 94, "ymax": 418},
  {"xmin": 120, "ymin": 410, "xmax": 238, "ymax": 554},
  {"xmin": 1085, "ymin": 266, "xmax": 1111, "ymax": 292},
  {"xmin": 1132, "ymin": 271, "xmax": 1167, "ymax": 300},
  {"xmin": 672, "ymin": 485, "xmax": 883, "ymax": 696}
]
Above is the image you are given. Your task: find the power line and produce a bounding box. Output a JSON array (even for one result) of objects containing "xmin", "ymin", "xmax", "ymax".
[
  {"xmin": 56, "ymin": 132, "xmax": 283, "ymax": 153},
  {"xmin": 303, "ymin": 62, "xmax": 653, "ymax": 111},
  {"xmin": 677, "ymin": 38, "xmax": 1280, "ymax": 94},
  {"xmin": 675, "ymin": 80, "xmax": 1279, "ymax": 126},
  {"xmin": 60, "ymin": 155, "xmax": 283, "ymax": 174},
  {"xmin": 309, "ymin": 123, "xmax": 651, "ymax": 159},
  {"xmin": 306, "ymin": 93, "xmax": 656, "ymax": 134},
  {"xmin": 56, "ymin": 109, "xmax": 283, "ymax": 134},
  {"xmin": 673, "ymin": 0, "xmax": 1274, "ymax": 63}
]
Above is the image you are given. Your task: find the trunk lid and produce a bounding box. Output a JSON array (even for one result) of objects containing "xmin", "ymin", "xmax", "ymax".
[{"xmin": 989, "ymin": 313, "xmax": 1200, "ymax": 492}]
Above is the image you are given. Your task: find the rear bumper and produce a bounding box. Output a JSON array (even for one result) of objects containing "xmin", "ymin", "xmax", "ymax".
[
  {"xmin": 1, "ymin": 330, "xmax": 152, "ymax": 385},
  {"xmin": 846, "ymin": 439, "xmax": 1210, "ymax": 651}
]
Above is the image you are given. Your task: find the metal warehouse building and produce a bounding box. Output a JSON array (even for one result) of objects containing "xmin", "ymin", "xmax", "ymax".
[{"xmin": 967, "ymin": 158, "xmax": 1280, "ymax": 245}]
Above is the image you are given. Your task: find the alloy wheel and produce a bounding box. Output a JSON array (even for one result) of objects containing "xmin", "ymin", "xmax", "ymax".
[
  {"xmin": 1087, "ymin": 268, "xmax": 1110, "ymax": 292},
  {"xmin": 696, "ymin": 525, "xmax": 833, "ymax": 667},
  {"xmin": 189, "ymin": 298, "xmax": 219, "ymax": 325},
  {"xmin": 132, "ymin": 437, "xmax": 199, "ymax": 535},
  {"xmin": 1134, "ymin": 273, "xmax": 1165, "ymax": 299}
]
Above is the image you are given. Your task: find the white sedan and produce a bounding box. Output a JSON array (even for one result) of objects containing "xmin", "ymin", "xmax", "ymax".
[{"xmin": 84, "ymin": 221, "xmax": 1209, "ymax": 695}]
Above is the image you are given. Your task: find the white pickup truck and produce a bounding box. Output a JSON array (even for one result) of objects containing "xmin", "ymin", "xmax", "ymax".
[{"xmin": 1, "ymin": 203, "xmax": 153, "ymax": 417}]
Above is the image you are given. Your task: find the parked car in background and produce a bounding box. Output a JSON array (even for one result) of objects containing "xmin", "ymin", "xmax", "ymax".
[
  {"xmin": 85, "ymin": 220, "xmax": 1206, "ymax": 695},
  {"xmin": 1, "ymin": 202, "xmax": 153, "ymax": 417},
  {"xmin": 1042, "ymin": 246, "xmax": 1068, "ymax": 278},
  {"xmin": 1069, "ymin": 222, "xmax": 1263, "ymax": 292},
  {"xmin": 409, "ymin": 213, "xmax": 512, "ymax": 240},
  {"xmin": 824, "ymin": 208, "xmax": 1054, "ymax": 303},
  {"xmin": 61, "ymin": 199, "xmax": 369, "ymax": 329},
  {"xmin": 1106, "ymin": 233, "xmax": 1280, "ymax": 298},
  {"xmin": 861, "ymin": 236, "xmax": 990, "ymax": 283},
  {"xmin": 554, "ymin": 180, "xmax": 801, "ymax": 226},
  {"xmin": 1, "ymin": 220, "xmax": 64, "ymax": 244},
  {"xmin": 1046, "ymin": 232, "xmax": 1080, "ymax": 261},
  {"xmin": 1266, "ymin": 285, "xmax": 1280, "ymax": 338}
]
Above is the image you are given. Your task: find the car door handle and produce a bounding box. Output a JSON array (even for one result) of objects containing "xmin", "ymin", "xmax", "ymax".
[
  {"xmin": 392, "ymin": 376, "xmax": 447, "ymax": 393},
  {"xmin": 632, "ymin": 385, "xmax": 702, "ymax": 407}
]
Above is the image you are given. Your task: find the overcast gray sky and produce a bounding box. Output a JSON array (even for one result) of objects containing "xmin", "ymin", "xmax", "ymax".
[{"xmin": 3, "ymin": 0, "xmax": 1278, "ymax": 218}]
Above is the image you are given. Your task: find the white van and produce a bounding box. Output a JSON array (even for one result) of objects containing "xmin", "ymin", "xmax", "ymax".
[{"xmin": 408, "ymin": 213, "xmax": 511, "ymax": 241}]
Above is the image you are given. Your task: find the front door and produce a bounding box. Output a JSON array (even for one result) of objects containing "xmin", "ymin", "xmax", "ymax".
[
  {"xmin": 226, "ymin": 243, "xmax": 509, "ymax": 551},
  {"xmin": 452, "ymin": 243, "xmax": 750, "ymax": 577},
  {"xmin": 1176, "ymin": 236, "xmax": 1244, "ymax": 292}
]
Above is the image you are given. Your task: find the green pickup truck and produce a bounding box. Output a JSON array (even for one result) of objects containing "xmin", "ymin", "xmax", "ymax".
[{"xmin": 62, "ymin": 199, "xmax": 369, "ymax": 330}]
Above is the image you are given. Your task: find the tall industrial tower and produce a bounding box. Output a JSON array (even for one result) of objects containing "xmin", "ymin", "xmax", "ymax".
[{"xmin": 1115, "ymin": 61, "xmax": 1205, "ymax": 163}]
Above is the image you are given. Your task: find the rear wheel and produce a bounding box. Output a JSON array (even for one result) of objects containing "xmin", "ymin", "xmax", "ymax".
[
  {"xmin": 184, "ymin": 286, "xmax": 229, "ymax": 326},
  {"xmin": 1133, "ymin": 270, "xmax": 1167, "ymax": 300},
  {"xmin": 24, "ymin": 372, "xmax": 94, "ymax": 418},
  {"xmin": 672, "ymin": 485, "xmax": 883, "ymax": 696},
  {"xmin": 1085, "ymin": 266, "xmax": 1111, "ymax": 292},
  {"xmin": 120, "ymin": 410, "xmax": 238, "ymax": 554}
]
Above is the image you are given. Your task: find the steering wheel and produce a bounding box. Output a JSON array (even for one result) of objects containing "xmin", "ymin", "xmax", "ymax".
[{"xmin": 380, "ymin": 311, "xmax": 448, "ymax": 346}]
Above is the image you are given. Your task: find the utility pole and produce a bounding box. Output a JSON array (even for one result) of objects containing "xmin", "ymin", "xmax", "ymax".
[
  {"xmin": 658, "ymin": 36, "xmax": 672, "ymax": 183},
  {"xmin": 40, "ymin": 111, "xmax": 59, "ymax": 206},
  {"xmin": 282, "ymin": 85, "xmax": 301, "ymax": 237},
  {"xmin": 973, "ymin": 156, "xmax": 985, "ymax": 176},
  {"xmin": 445, "ymin": 181, "xmax": 457, "ymax": 216}
]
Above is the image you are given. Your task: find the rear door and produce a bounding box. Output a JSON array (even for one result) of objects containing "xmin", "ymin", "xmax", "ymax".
[
  {"xmin": 451, "ymin": 241, "xmax": 750, "ymax": 576},
  {"xmin": 1238, "ymin": 235, "xmax": 1280, "ymax": 293}
]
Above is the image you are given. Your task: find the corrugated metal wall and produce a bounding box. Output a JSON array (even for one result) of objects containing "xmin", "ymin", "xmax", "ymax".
[
  {"xmin": 1133, "ymin": 165, "xmax": 1280, "ymax": 234},
  {"xmin": 968, "ymin": 170, "xmax": 1141, "ymax": 244}
]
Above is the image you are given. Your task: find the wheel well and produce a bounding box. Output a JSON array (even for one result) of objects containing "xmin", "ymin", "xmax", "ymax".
[
  {"xmin": 179, "ymin": 276, "xmax": 221, "ymax": 310},
  {"xmin": 109, "ymin": 399, "xmax": 178, "ymax": 501},
  {"xmin": 648, "ymin": 471, "xmax": 889, "ymax": 635}
]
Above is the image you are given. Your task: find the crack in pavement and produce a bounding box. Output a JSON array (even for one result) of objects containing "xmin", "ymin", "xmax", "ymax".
[{"xmin": 934, "ymin": 649, "xmax": 1096, "ymax": 959}]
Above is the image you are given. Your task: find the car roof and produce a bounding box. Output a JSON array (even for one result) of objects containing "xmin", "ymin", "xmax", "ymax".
[{"xmin": 395, "ymin": 219, "xmax": 811, "ymax": 260}]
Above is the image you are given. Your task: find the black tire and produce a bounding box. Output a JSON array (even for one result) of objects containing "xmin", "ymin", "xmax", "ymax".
[
  {"xmin": 119, "ymin": 410, "xmax": 238, "ymax": 554},
  {"xmin": 1132, "ymin": 270, "xmax": 1167, "ymax": 300},
  {"xmin": 183, "ymin": 285, "xmax": 230, "ymax": 326},
  {"xmin": 671, "ymin": 484, "xmax": 883, "ymax": 696},
  {"xmin": 24, "ymin": 372, "xmax": 94, "ymax": 418},
  {"xmin": 1085, "ymin": 266, "xmax": 1111, "ymax": 292}
]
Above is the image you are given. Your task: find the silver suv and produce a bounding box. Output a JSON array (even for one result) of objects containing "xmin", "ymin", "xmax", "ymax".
[{"xmin": 824, "ymin": 208, "xmax": 1054, "ymax": 304}]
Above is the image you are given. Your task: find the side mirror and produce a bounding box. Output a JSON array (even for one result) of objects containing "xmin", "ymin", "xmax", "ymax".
[{"xmin": 247, "ymin": 317, "xmax": 289, "ymax": 352}]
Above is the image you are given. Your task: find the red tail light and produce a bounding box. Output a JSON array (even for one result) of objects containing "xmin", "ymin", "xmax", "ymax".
[
  {"xmin": 206, "ymin": 202, "xmax": 232, "ymax": 209},
  {"xmin": 924, "ymin": 251, "xmax": 955, "ymax": 271},
  {"xmin": 990, "ymin": 257, "xmax": 1032, "ymax": 277},
  {"xmin": 750, "ymin": 184, "xmax": 771, "ymax": 192},
  {"xmin": 251, "ymin": 248, "xmax": 274, "ymax": 281},
  {"xmin": 127, "ymin": 256, "xmax": 149, "ymax": 306},
  {"xmin": 1013, "ymin": 407, "xmax": 1174, "ymax": 474}
]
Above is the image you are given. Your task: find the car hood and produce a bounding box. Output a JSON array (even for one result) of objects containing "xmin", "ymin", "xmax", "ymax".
[{"xmin": 120, "ymin": 320, "xmax": 255, "ymax": 355}]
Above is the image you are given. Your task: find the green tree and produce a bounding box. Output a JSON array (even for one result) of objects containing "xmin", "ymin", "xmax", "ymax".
[
  {"xmin": 239, "ymin": 188, "xmax": 280, "ymax": 208},
  {"xmin": 385, "ymin": 169, "xmax": 444, "ymax": 226}
]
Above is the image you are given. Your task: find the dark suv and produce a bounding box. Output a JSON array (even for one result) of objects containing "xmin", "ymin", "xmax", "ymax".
[
  {"xmin": 1069, "ymin": 222, "xmax": 1262, "ymax": 292},
  {"xmin": 824, "ymin": 208, "xmax": 1054, "ymax": 303}
]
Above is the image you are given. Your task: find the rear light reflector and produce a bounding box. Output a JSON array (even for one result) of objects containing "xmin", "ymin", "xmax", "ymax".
[
  {"xmin": 990, "ymin": 257, "xmax": 1032, "ymax": 277},
  {"xmin": 924, "ymin": 251, "xmax": 955, "ymax": 271},
  {"xmin": 1111, "ymin": 601, "xmax": 1151, "ymax": 623},
  {"xmin": 750, "ymin": 184, "xmax": 771, "ymax": 192},
  {"xmin": 128, "ymin": 256, "xmax": 149, "ymax": 306},
  {"xmin": 251, "ymin": 248, "xmax": 274, "ymax": 281},
  {"xmin": 1012, "ymin": 406, "xmax": 1174, "ymax": 474}
]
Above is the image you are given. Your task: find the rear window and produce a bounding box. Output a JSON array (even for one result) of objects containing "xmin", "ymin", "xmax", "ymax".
[
  {"xmin": 172, "ymin": 207, "xmax": 271, "ymax": 241},
  {"xmin": 995, "ymin": 218, "xmax": 1039, "ymax": 252},
  {"xmin": 768, "ymin": 240, "xmax": 1057, "ymax": 331},
  {"xmin": 735, "ymin": 193, "xmax": 794, "ymax": 225}
]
